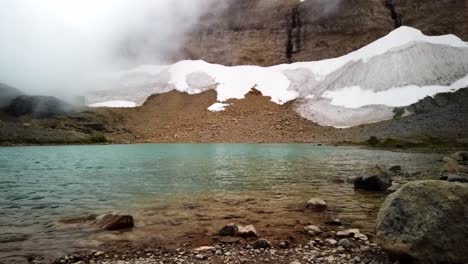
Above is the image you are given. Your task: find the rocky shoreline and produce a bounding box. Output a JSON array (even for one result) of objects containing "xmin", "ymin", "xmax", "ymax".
[
  {"xmin": 23, "ymin": 152, "xmax": 467, "ymax": 264},
  {"xmin": 40, "ymin": 238, "xmax": 389, "ymax": 264}
]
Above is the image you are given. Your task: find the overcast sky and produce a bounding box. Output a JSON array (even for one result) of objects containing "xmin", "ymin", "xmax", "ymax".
[{"xmin": 0, "ymin": 0, "xmax": 212, "ymax": 97}]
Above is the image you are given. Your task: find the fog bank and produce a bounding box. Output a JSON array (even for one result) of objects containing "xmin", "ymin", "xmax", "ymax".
[{"xmin": 0, "ymin": 0, "xmax": 216, "ymax": 98}]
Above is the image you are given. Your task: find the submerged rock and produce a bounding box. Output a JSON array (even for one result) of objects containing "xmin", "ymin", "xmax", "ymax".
[
  {"xmin": 58, "ymin": 214, "xmax": 97, "ymax": 224},
  {"xmin": 388, "ymin": 165, "xmax": 402, "ymax": 174},
  {"xmin": 305, "ymin": 198, "xmax": 327, "ymax": 212},
  {"xmin": 450, "ymin": 151, "xmax": 468, "ymax": 163},
  {"xmin": 376, "ymin": 180, "xmax": 468, "ymax": 264},
  {"xmin": 440, "ymin": 153, "xmax": 468, "ymax": 182},
  {"xmin": 354, "ymin": 165, "xmax": 392, "ymax": 192},
  {"xmin": 95, "ymin": 214, "xmax": 134, "ymax": 230}
]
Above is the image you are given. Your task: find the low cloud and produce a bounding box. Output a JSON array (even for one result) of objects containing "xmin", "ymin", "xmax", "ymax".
[{"xmin": 0, "ymin": 0, "xmax": 216, "ymax": 98}]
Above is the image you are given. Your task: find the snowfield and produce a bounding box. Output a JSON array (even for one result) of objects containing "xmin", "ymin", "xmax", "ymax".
[
  {"xmin": 86, "ymin": 27, "xmax": 468, "ymax": 127},
  {"xmin": 88, "ymin": 100, "xmax": 137, "ymax": 108}
]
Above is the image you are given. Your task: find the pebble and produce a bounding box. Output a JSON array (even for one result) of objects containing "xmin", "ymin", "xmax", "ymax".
[
  {"xmin": 338, "ymin": 238, "xmax": 353, "ymax": 248},
  {"xmin": 194, "ymin": 254, "xmax": 206, "ymax": 260}
]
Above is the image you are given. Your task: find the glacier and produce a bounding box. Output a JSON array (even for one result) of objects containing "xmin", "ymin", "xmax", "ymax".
[{"xmin": 86, "ymin": 26, "xmax": 468, "ymax": 127}]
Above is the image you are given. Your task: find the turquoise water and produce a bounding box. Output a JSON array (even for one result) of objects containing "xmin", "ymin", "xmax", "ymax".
[{"xmin": 0, "ymin": 144, "xmax": 442, "ymax": 262}]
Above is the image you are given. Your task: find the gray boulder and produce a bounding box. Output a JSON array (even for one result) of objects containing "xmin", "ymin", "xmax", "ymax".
[
  {"xmin": 354, "ymin": 165, "xmax": 392, "ymax": 192},
  {"xmin": 376, "ymin": 180, "xmax": 468, "ymax": 264}
]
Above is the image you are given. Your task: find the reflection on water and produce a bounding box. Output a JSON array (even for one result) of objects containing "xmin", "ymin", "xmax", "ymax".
[{"xmin": 0, "ymin": 144, "xmax": 442, "ymax": 261}]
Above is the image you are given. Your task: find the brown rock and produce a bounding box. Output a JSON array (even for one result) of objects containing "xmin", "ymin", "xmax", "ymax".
[
  {"xmin": 253, "ymin": 238, "xmax": 272, "ymax": 249},
  {"xmin": 305, "ymin": 198, "xmax": 327, "ymax": 212},
  {"xmin": 219, "ymin": 223, "xmax": 239, "ymax": 236},
  {"xmin": 96, "ymin": 214, "xmax": 134, "ymax": 230}
]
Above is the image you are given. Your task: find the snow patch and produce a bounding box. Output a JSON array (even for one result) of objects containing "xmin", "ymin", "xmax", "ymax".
[
  {"xmin": 89, "ymin": 100, "xmax": 137, "ymax": 108},
  {"xmin": 208, "ymin": 102, "xmax": 230, "ymax": 112},
  {"xmin": 86, "ymin": 26, "xmax": 468, "ymax": 127}
]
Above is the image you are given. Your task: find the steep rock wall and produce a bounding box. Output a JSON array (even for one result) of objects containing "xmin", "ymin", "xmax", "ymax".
[{"xmin": 179, "ymin": 0, "xmax": 467, "ymax": 66}]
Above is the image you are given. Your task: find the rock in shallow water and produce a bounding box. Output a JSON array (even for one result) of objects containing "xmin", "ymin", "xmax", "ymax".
[
  {"xmin": 450, "ymin": 151, "xmax": 468, "ymax": 163},
  {"xmin": 354, "ymin": 165, "xmax": 392, "ymax": 192},
  {"xmin": 95, "ymin": 214, "xmax": 134, "ymax": 230},
  {"xmin": 376, "ymin": 180, "xmax": 468, "ymax": 264},
  {"xmin": 305, "ymin": 198, "xmax": 327, "ymax": 212}
]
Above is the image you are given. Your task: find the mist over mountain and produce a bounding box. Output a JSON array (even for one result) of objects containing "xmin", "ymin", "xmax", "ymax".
[{"xmin": 0, "ymin": 0, "xmax": 221, "ymax": 98}]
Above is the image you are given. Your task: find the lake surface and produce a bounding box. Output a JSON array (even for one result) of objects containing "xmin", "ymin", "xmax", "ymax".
[{"xmin": 0, "ymin": 144, "xmax": 443, "ymax": 262}]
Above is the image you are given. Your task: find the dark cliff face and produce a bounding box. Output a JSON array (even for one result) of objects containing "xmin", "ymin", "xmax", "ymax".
[
  {"xmin": 0, "ymin": 83, "xmax": 23, "ymax": 109},
  {"xmin": 179, "ymin": 0, "xmax": 468, "ymax": 66}
]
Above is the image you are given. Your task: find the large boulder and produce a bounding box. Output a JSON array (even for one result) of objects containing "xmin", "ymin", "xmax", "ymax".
[
  {"xmin": 376, "ymin": 180, "xmax": 468, "ymax": 264},
  {"xmin": 354, "ymin": 165, "xmax": 392, "ymax": 192}
]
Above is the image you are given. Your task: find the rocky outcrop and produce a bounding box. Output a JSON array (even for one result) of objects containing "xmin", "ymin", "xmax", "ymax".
[
  {"xmin": 181, "ymin": 0, "xmax": 393, "ymax": 66},
  {"xmin": 376, "ymin": 180, "xmax": 468, "ymax": 264},
  {"xmin": 7, "ymin": 95, "xmax": 73, "ymax": 118},
  {"xmin": 0, "ymin": 83, "xmax": 22, "ymax": 108},
  {"xmin": 180, "ymin": 0, "xmax": 468, "ymax": 66}
]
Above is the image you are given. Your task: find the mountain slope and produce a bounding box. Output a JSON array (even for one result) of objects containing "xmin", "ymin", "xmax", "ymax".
[{"xmin": 87, "ymin": 27, "xmax": 468, "ymax": 127}]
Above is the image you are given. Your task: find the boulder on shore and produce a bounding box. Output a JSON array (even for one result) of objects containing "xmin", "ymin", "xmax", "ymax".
[
  {"xmin": 253, "ymin": 238, "xmax": 272, "ymax": 249},
  {"xmin": 376, "ymin": 180, "xmax": 468, "ymax": 264},
  {"xmin": 95, "ymin": 214, "xmax": 134, "ymax": 230},
  {"xmin": 354, "ymin": 165, "xmax": 392, "ymax": 192}
]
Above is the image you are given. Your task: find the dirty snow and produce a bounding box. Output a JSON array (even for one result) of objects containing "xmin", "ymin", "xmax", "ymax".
[{"xmin": 87, "ymin": 27, "xmax": 468, "ymax": 127}]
